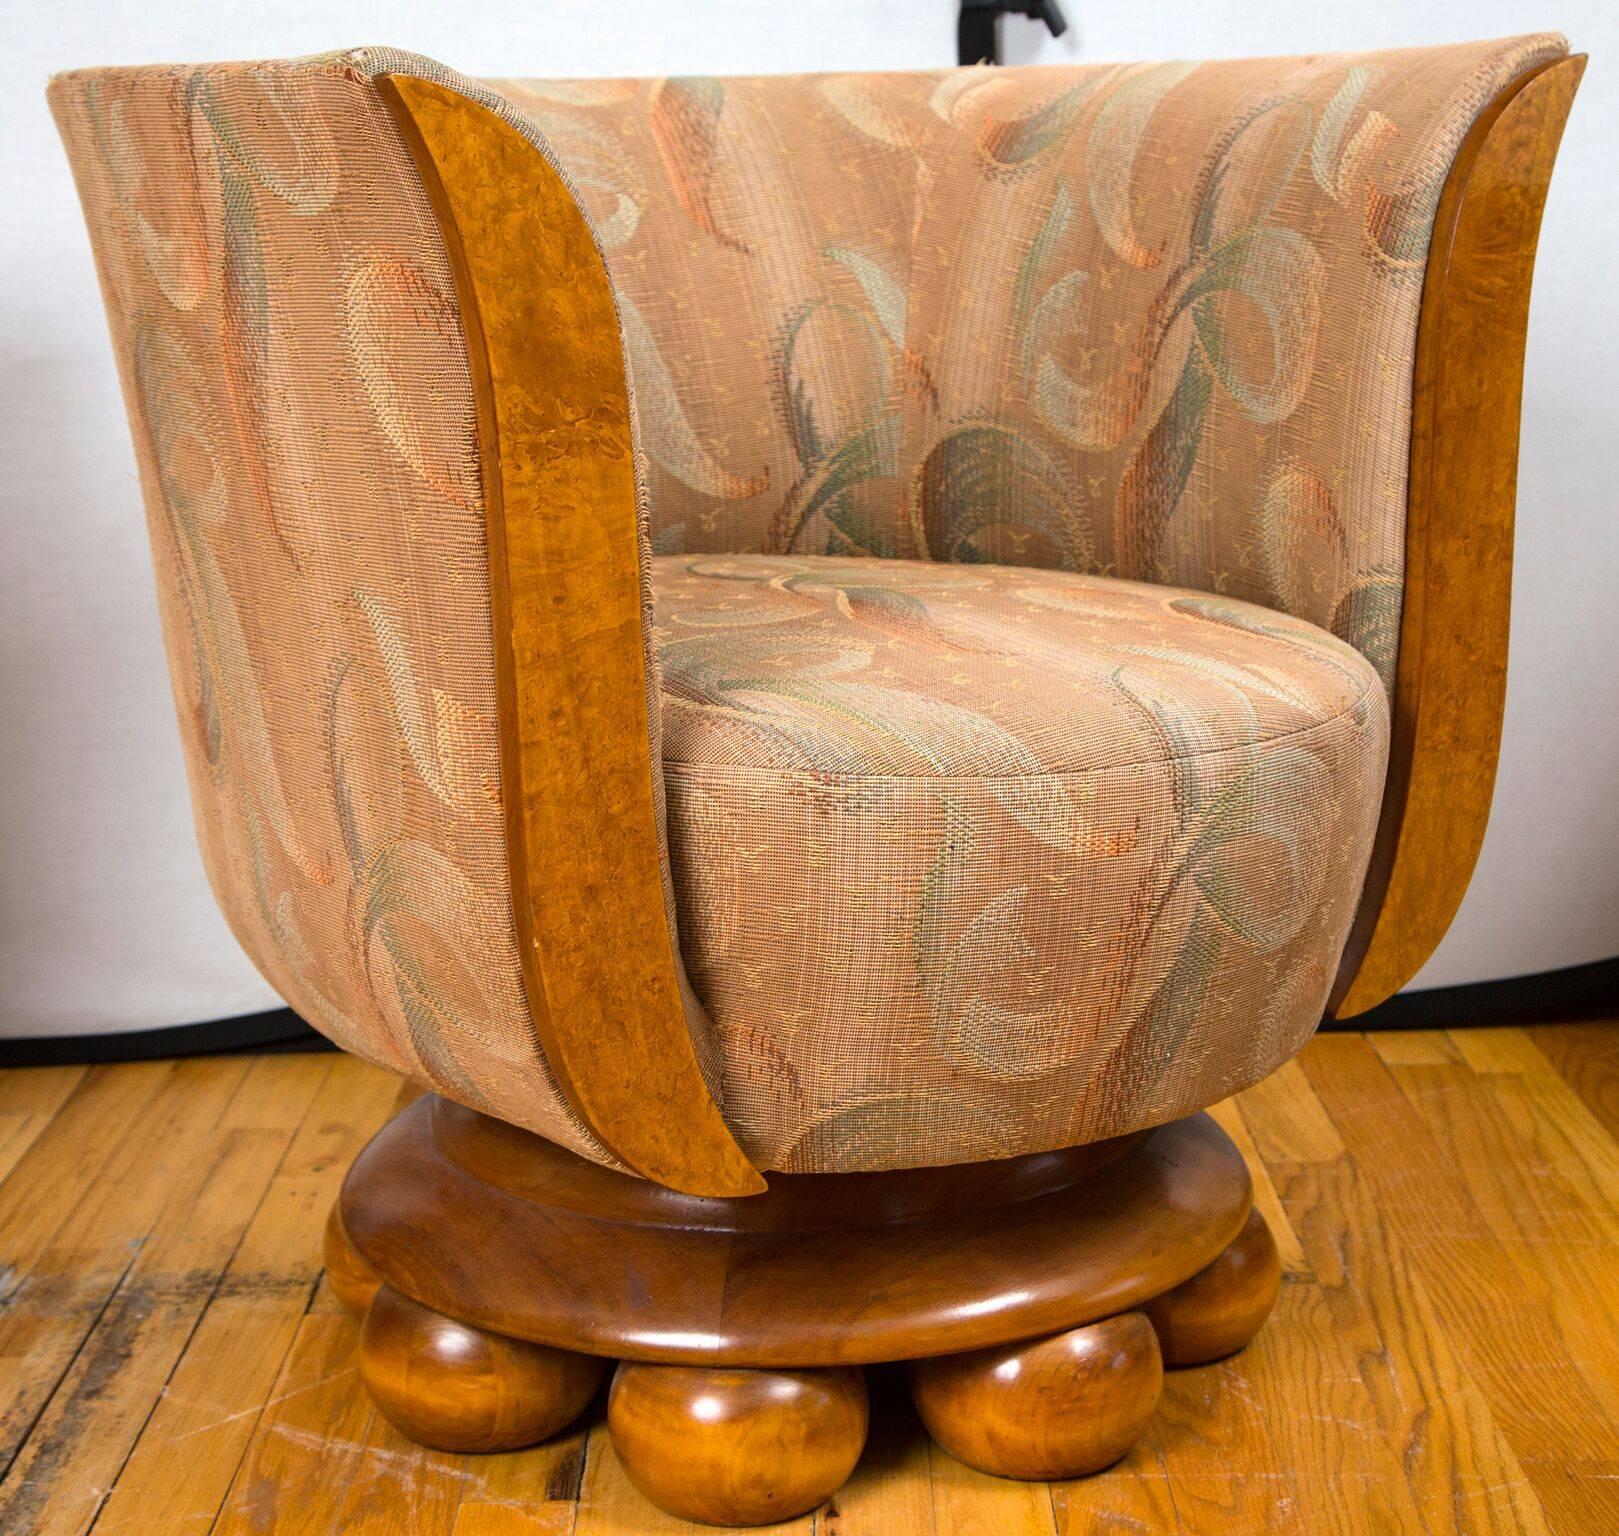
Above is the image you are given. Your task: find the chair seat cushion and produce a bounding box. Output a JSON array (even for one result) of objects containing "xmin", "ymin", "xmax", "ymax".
[{"xmin": 654, "ymin": 555, "xmax": 1389, "ymax": 1173}]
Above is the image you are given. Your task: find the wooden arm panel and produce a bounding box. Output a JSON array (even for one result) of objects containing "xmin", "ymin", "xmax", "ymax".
[
  {"xmin": 1332, "ymin": 56, "xmax": 1585, "ymax": 1017},
  {"xmin": 378, "ymin": 74, "xmax": 764, "ymax": 1195}
]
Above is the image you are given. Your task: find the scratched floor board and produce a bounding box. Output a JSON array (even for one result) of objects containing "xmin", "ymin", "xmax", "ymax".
[{"xmin": 0, "ymin": 1028, "xmax": 1615, "ymax": 1534}]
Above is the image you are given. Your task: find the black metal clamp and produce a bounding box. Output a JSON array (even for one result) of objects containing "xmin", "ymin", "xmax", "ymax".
[{"xmin": 958, "ymin": 0, "xmax": 1069, "ymax": 66}]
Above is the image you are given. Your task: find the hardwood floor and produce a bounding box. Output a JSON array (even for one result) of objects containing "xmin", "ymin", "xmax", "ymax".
[{"xmin": 0, "ymin": 1025, "xmax": 1614, "ymax": 1535}]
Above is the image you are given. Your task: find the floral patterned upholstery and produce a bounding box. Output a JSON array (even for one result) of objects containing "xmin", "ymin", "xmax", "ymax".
[{"xmin": 49, "ymin": 33, "xmax": 1561, "ymax": 1172}]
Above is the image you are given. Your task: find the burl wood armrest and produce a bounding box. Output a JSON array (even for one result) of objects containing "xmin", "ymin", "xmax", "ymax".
[
  {"xmin": 1332, "ymin": 55, "xmax": 1584, "ymax": 1016},
  {"xmin": 377, "ymin": 74, "xmax": 765, "ymax": 1195}
]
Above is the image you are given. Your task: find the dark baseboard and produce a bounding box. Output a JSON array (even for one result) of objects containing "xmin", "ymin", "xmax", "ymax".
[
  {"xmin": 0, "ymin": 1007, "xmax": 331, "ymax": 1068},
  {"xmin": 1326, "ymin": 953, "xmax": 1619, "ymax": 1031},
  {"xmin": 2, "ymin": 956, "xmax": 1615, "ymax": 1069}
]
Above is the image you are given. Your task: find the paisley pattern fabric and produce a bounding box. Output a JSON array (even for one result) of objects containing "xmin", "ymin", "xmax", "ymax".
[
  {"xmin": 50, "ymin": 36, "xmax": 1559, "ymax": 1173},
  {"xmin": 492, "ymin": 33, "xmax": 1565, "ymax": 692},
  {"xmin": 655, "ymin": 555, "xmax": 1387, "ymax": 1170}
]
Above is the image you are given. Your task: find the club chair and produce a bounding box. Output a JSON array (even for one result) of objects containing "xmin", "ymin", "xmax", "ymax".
[{"xmin": 50, "ymin": 33, "xmax": 1581, "ymax": 1524}]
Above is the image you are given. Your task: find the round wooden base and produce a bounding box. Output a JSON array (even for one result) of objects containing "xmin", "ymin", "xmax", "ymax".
[{"xmin": 328, "ymin": 1097, "xmax": 1280, "ymax": 1526}]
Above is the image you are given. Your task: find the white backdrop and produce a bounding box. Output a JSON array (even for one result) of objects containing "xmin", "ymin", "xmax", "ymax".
[{"xmin": 3, "ymin": 0, "xmax": 1615, "ymax": 1036}]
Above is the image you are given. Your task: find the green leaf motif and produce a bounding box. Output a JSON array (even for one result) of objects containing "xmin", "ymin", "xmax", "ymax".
[
  {"xmin": 915, "ymin": 423, "xmax": 1090, "ymax": 569},
  {"xmin": 1113, "ymin": 350, "xmax": 1213, "ymax": 575},
  {"xmin": 1178, "ymin": 226, "xmax": 1324, "ymax": 424},
  {"xmin": 192, "ymin": 70, "xmax": 338, "ymax": 213},
  {"xmin": 978, "ymin": 74, "xmax": 1109, "ymax": 166},
  {"xmin": 1011, "ymin": 183, "xmax": 1073, "ymax": 326},
  {"xmin": 1332, "ymin": 577, "xmax": 1402, "ymax": 691},
  {"xmin": 1025, "ymin": 271, "xmax": 1156, "ymax": 453},
  {"xmin": 781, "ymin": 300, "xmax": 891, "ymax": 469},
  {"xmin": 216, "ymin": 151, "xmax": 300, "ymax": 566},
  {"xmin": 1312, "ymin": 65, "xmax": 1378, "ymax": 195},
  {"xmin": 776, "ymin": 411, "xmax": 902, "ymax": 554},
  {"xmin": 134, "ymin": 323, "xmax": 326, "ymax": 885},
  {"xmin": 1122, "ymin": 906, "xmax": 1220, "ymax": 1077},
  {"xmin": 620, "ymin": 294, "xmax": 769, "ymax": 499},
  {"xmin": 328, "ymin": 655, "xmax": 403, "ymax": 872},
  {"xmin": 358, "ymin": 838, "xmax": 502, "ymax": 1107},
  {"xmin": 85, "ymin": 84, "xmax": 209, "ymax": 311},
  {"xmin": 1184, "ymin": 746, "xmax": 1329, "ymax": 951},
  {"xmin": 1189, "ymin": 95, "xmax": 1313, "ymax": 258},
  {"xmin": 932, "ymin": 887, "xmax": 1080, "ymax": 1082}
]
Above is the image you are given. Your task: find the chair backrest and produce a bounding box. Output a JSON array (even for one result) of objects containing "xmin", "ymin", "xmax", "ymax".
[{"xmin": 491, "ymin": 36, "xmax": 1562, "ymax": 694}]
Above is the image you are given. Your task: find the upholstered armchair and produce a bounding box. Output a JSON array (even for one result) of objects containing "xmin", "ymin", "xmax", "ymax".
[{"xmin": 52, "ymin": 33, "xmax": 1579, "ymax": 1526}]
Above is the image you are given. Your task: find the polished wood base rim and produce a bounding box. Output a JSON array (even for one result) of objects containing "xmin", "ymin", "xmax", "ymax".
[
  {"xmin": 339, "ymin": 1098, "xmax": 1252, "ymax": 1367},
  {"xmin": 329, "ymin": 1104, "xmax": 1278, "ymax": 1525}
]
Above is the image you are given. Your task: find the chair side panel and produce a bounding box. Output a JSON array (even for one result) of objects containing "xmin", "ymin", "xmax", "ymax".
[{"xmin": 49, "ymin": 58, "xmax": 605, "ymax": 1161}]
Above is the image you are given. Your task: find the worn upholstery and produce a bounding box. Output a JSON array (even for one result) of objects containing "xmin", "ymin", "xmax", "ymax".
[{"xmin": 50, "ymin": 34, "xmax": 1561, "ymax": 1173}]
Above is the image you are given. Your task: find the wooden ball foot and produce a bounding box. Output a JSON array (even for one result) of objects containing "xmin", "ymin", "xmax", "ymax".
[
  {"xmin": 323, "ymin": 1201, "xmax": 381, "ymax": 1317},
  {"xmin": 1143, "ymin": 1207, "xmax": 1281, "ymax": 1365},
  {"xmin": 608, "ymin": 1362, "xmax": 868, "ymax": 1526},
  {"xmin": 909, "ymin": 1311, "xmax": 1163, "ymax": 1480},
  {"xmin": 359, "ymin": 1286, "xmax": 605, "ymax": 1452}
]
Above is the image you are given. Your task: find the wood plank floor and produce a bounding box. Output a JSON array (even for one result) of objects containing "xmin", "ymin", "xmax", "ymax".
[{"xmin": 0, "ymin": 1025, "xmax": 1615, "ymax": 1535}]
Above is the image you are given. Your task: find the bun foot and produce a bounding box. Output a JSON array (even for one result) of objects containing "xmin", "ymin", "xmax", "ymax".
[
  {"xmin": 359, "ymin": 1285, "xmax": 604, "ymax": 1452},
  {"xmin": 909, "ymin": 1311, "xmax": 1162, "ymax": 1480},
  {"xmin": 1144, "ymin": 1206, "xmax": 1281, "ymax": 1366},
  {"xmin": 323, "ymin": 1201, "xmax": 381, "ymax": 1317},
  {"xmin": 608, "ymin": 1363, "xmax": 868, "ymax": 1526}
]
